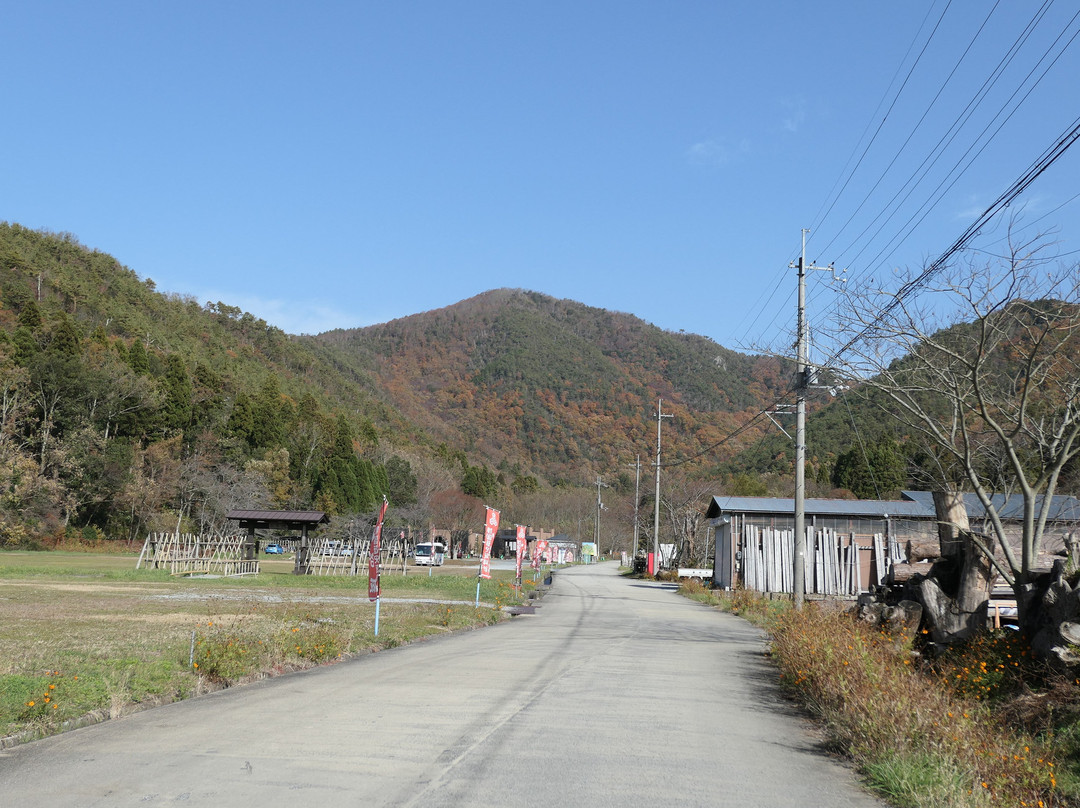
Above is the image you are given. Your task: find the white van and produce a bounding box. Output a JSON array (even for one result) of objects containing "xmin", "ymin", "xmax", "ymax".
[{"xmin": 413, "ymin": 541, "xmax": 446, "ymax": 566}]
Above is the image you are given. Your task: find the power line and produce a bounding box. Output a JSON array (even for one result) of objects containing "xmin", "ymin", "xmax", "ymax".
[
  {"xmin": 820, "ymin": 112, "xmax": 1080, "ymax": 369},
  {"xmin": 733, "ymin": 3, "xmax": 949, "ymax": 351},
  {"xmin": 802, "ymin": 1, "xmax": 1075, "ymax": 332},
  {"xmin": 812, "ymin": 0, "xmax": 984, "ymax": 263},
  {"xmin": 837, "ymin": 6, "xmax": 1080, "ymax": 279}
]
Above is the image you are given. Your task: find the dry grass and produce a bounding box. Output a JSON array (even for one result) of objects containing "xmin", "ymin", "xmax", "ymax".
[
  {"xmin": 771, "ymin": 602, "xmax": 1063, "ymax": 807},
  {"xmin": 0, "ymin": 554, "xmax": 529, "ymax": 743},
  {"xmin": 678, "ymin": 580, "xmax": 1080, "ymax": 806}
]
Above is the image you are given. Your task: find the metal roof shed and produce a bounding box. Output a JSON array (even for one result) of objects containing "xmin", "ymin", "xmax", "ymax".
[{"xmin": 705, "ymin": 495, "xmax": 928, "ymax": 591}]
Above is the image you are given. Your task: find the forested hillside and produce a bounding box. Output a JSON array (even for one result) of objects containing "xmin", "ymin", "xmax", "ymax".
[
  {"xmin": 0, "ymin": 223, "xmax": 428, "ymax": 546},
  {"xmin": 0, "ymin": 223, "xmax": 818, "ymax": 553},
  {"xmin": 319, "ymin": 289, "xmax": 792, "ymax": 483}
]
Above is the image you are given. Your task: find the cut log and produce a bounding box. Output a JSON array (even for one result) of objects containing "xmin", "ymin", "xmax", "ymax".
[
  {"xmin": 889, "ymin": 561, "xmax": 935, "ymax": 583},
  {"xmin": 918, "ymin": 531, "xmax": 995, "ymax": 645},
  {"xmin": 885, "ymin": 600, "xmax": 923, "ymax": 641},
  {"xmin": 1042, "ymin": 579, "xmax": 1077, "ymax": 625},
  {"xmin": 933, "ymin": 490, "xmax": 969, "ymax": 560},
  {"xmin": 956, "ymin": 531, "xmax": 996, "ymax": 616},
  {"xmin": 906, "ymin": 538, "xmax": 941, "ymax": 562},
  {"xmin": 1060, "ymin": 621, "xmax": 1080, "ymax": 646}
]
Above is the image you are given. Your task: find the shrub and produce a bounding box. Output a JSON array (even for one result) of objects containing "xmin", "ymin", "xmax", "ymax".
[
  {"xmin": 192, "ymin": 622, "xmax": 268, "ymax": 684},
  {"xmin": 769, "ymin": 604, "xmax": 1060, "ymax": 807},
  {"xmin": 932, "ymin": 629, "xmax": 1040, "ymax": 702}
]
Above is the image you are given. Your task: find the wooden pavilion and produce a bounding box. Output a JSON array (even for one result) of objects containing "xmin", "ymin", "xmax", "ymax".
[{"xmin": 225, "ymin": 510, "xmax": 330, "ymax": 575}]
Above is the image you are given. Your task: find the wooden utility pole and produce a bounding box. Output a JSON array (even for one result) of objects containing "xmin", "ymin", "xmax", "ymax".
[
  {"xmin": 628, "ymin": 456, "xmax": 641, "ymax": 557},
  {"xmin": 652, "ymin": 399, "xmax": 673, "ymax": 574},
  {"xmin": 594, "ymin": 476, "xmax": 606, "ymax": 562}
]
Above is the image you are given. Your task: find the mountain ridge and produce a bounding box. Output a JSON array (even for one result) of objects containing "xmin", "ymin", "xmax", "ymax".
[
  {"xmin": 316, "ymin": 288, "xmax": 791, "ymax": 481},
  {"xmin": 0, "ymin": 222, "xmax": 803, "ymax": 548}
]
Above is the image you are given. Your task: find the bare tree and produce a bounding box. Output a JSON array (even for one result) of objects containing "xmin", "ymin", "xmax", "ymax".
[
  {"xmin": 661, "ymin": 471, "xmax": 714, "ymax": 567},
  {"xmin": 429, "ymin": 489, "xmax": 485, "ymax": 556},
  {"xmin": 830, "ymin": 230, "xmax": 1080, "ymax": 642}
]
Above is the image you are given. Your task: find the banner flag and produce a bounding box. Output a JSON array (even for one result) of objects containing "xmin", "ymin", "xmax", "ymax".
[
  {"xmin": 369, "ymin": 498, "xmax": 389, "ymax": 602},
  {"xmin": 534, "ymin": 539, "xmax": 548, "ymax": 568},
  {"xmin": 480, "ymin": 507, "xmax": 500, "ymax": 580},
  {"xmin": 515, "ymin": 525, "xmax": 527, "ymax": 580}
]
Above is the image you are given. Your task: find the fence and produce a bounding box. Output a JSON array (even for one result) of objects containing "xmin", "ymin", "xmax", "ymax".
[{"xmin": 136, "ymin": 532, "xmax": 259, "ymax": 577}]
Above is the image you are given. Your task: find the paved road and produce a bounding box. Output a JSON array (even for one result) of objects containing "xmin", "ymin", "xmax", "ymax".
[{"xmin": 0, "ymin": 563, "xmax": 885, "ymax": 807}]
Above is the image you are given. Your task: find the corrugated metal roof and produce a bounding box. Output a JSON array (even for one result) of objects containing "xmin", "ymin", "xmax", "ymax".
[
  {"xmin": 225, "ymin": 510, "xmax": 329, "ymax": 524},
  {"xmin": 705, "ymin": 495, "xmax": 927, "ymax": 520},
  {"xmin": 705, "ymin": 492, "xmax": 1080, "ymax": 522},
  {"xmin": 901, "ymin": 491, "xmax": 1080, "ymax": 521}
]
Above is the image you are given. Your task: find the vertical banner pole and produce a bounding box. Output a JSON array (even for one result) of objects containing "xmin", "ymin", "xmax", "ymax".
[
  {"xmin": 369, "ymin": 496, "xmax": 389, "ymax": 635},
  {"xmin": 477, "ymin": 506, "xmax": 501, "ymax": 608},
  {"xmin": 514, "ymin": 524, "xmax": 527, "ymax": 592}
]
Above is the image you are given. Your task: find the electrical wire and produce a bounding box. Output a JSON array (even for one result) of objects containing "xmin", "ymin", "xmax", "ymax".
[
  {"xmin": 731, "ymin": 3, "xmax": 951, "ymax": 354},
  {"xmin": 820, "ymin": 113, "xmax": 1080, "ymax": 369},
  {"xmin": 812, "ymin": 0, "xmax": 989, "ymax": 263},
  {"xmin": 842, "ymin": 393, "xmax": 883, "ymax": 500},
  {"xmin": 798, "ymin": 0, "xmax": 1069, "ymax": 334},
  {"xmin": 804, "ymin": 9, "xmax": 1080, "ymax": 353},
  {"xmin": 842, "ymin": 7, "xmax": 1080, "ymax": 277}
]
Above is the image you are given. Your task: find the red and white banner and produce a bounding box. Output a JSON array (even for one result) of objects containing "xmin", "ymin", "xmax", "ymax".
[
  {"xmin": 534, "ymin": 539, "xmax": 547, "ymax": 568},
  {"xmin": 369, "ymin": 498, "xmax": 389, "ymax": 602},
  {"xmin": 515, "ymin": 525, "xmax": 527, "ymax": 579},
  {"xmin": 479, "ymin": 507, "xmax": 500, "ymax": 580}
]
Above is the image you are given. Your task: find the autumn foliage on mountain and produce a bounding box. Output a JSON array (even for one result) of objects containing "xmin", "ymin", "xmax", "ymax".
[
  {"xmin": 0, "ymin": 223, "xmax": 790, "ymax": 547},
  {"xmin": 317, "ymin": 288, "xmax": 792, "ymax": 483}
]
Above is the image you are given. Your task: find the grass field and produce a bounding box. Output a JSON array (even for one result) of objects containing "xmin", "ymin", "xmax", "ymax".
[{"xmin": 0, "ymin": 551, "xmax": 540, "ymax": 744}]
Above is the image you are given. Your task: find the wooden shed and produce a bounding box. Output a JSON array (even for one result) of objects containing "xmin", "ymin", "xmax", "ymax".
[{"xmin": 705, "ymin": 491, "xmax": 1080, "ymax": 597}]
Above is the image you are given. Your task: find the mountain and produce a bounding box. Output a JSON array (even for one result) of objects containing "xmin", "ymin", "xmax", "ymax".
[
  {"xmin": 0, "ymin": 222, "xmax": 800, "ymax": 547},
  {"xmin": 316, "ymin": 289, "xmax": 792, "ymax": 483}
]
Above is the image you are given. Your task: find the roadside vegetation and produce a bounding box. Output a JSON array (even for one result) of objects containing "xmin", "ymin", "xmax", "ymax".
[
  {"xmin": 681, "ymin": 580, "xmax": 1080, "ymax": 807},
  {"xmin": 0, "ymin": 552, "xmax": 536, "ymax": 745}
]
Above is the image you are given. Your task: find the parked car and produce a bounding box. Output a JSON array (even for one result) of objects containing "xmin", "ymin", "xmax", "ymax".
[{"xmin": 265, "ymin": 543, "xmax": 285, "ymax": 554}]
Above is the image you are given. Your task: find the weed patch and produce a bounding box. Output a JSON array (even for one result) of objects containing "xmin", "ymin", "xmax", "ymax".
[
  {"xmin": 0, "ymin": 557, "xmax": 515, "ymax": 743},
  {"xmin": 768, "ymin": 604, "xmax": 1060, "ymax": 807}
]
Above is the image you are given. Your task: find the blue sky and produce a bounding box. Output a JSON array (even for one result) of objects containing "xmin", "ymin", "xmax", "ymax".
[{"xmin": 4, "ymin": 2, "xmax": 1079, "ymax": 356}]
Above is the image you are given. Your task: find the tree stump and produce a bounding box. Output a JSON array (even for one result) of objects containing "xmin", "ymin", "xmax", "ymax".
[
  {"xmin": 1030, "ymin": 564, "xmax": 1080, "ymax": 670},
  {"xmin": 919, "ymin": 531, "xmax": 994, "ymax": 645},
  {"xmin": 855, "ymin": 599, "xmax": 923, "ymax": 649}
]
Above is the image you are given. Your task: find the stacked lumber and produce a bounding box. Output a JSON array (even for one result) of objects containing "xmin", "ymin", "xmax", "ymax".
[{"xmin": 739, "ymin": 526, "xmax": 891, "ymax": 596}]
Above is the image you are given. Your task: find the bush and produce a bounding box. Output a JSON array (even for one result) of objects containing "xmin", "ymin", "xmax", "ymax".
[
  {"xmin": 192, "ymin": 622, "xmax": 268, "ymax": 684},
  {"xmin": 932, "ymin": 629, "xmax": 1040, "ymax": 702},
  {"xmin": 768, "ymin": 604, "xmax": 1060, "ymax": 807}
]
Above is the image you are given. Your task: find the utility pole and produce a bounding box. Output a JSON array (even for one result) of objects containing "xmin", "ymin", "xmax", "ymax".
[
  {"xmin": 594, "ymin": 475, "xmax": 606, "ymax": 563},
  {"xmin": 652, "ymin": 399, "xmax": 673, "ymax": 575},
  {"xmin": 789, "ymin": 229, "xmax": 843, "ymax": 609},
  {"xmin": 628, "ymin": 456, "xmax": 641, "ymax": 559}
]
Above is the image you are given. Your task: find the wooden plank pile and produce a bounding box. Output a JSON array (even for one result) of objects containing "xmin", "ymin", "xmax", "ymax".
[{"xmin": 740, "ymin": 525, "xmax": 899, "ymax": 596}]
